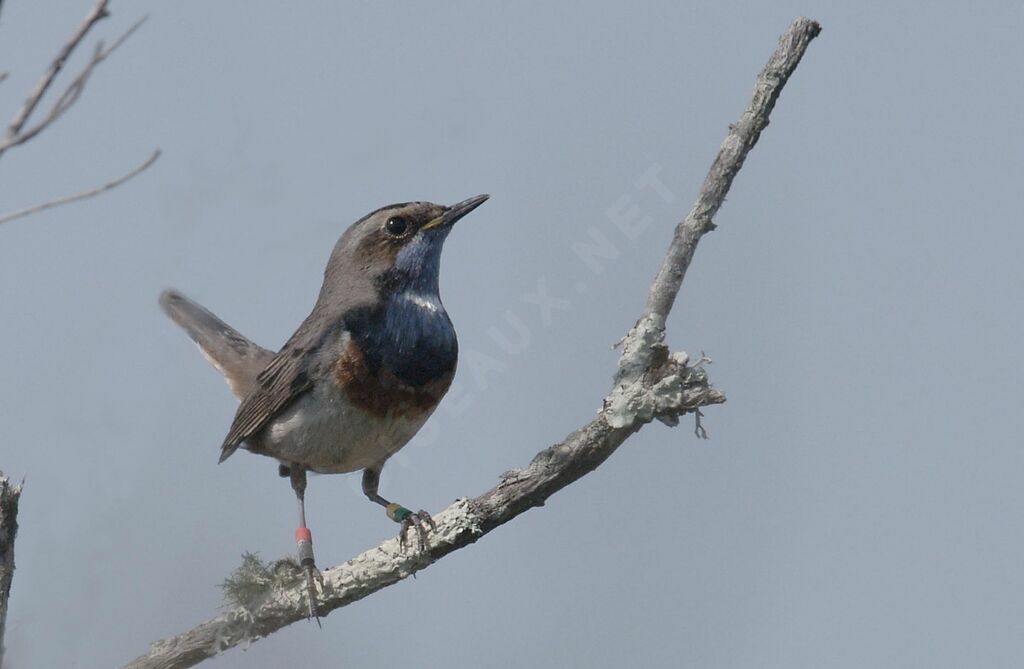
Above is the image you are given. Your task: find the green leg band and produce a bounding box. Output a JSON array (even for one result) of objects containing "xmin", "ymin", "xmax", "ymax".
[{"xmin": 386, "ymin": 502, "xmax": 412, "ymax": 522}]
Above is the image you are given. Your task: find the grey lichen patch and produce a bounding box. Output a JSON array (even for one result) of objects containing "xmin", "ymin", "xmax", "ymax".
[
  {"xmin": 613, "ymin": 314, "xmax": 666, "ymax": 387},
  {"xmin": 221, "ymin": 552, "xmax": 305, "ymax": 618},
  {"xmin": 607, "ymin": 315, "xmax": 669, "ymax": 428},
  {"xmin": 605, "ymin": 344, "xmax": 722, "ymax": 429},
  {"xmin": 317, "ymin": 499, "xmax": 484, "ymax": 594},
  {"xmin": 435, "ymin": 498, "xmax": 483, "ymax": 539},
  {"xmin": 649, "ymin": 351, "xmax": 695, "ymax": 427}
]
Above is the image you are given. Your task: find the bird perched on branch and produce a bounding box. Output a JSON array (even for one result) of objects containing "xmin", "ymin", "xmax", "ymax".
[{"xmin": 159, "ymin": 195, "xmax": 489, "ymax": 617}]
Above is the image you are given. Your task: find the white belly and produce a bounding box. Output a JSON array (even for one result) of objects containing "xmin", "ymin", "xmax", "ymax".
[{"xmin": 253, "ymin": 383, "xmax": 432, "ymax": 474}]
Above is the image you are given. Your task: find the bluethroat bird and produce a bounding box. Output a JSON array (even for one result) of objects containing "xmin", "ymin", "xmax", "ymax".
[{"xmin": 160, "ymin": 195, "xmax": 489, "ymax": 618}]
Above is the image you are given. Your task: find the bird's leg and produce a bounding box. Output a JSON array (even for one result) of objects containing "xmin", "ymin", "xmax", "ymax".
[
  {"xmin": 289, "ymin": 466, "xmax": 322, "ymax": 622},
  {"xmin": 361, "ymin": 466, "xmax": 435, "ymax": 551}
]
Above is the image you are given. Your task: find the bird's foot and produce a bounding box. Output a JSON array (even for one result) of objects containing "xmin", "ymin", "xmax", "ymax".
[
  {"xmin": 301, "ymin": 563, "xmax": 324, "ymax": 625},
  {"xmin": 386, "ymin": 503, "xmax": 436, "ymax": 552}
]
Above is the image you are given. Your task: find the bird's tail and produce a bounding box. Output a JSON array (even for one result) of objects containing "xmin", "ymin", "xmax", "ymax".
[{"xmin": 159, "ymin": 289, "xmax": 273, "ymax": 400}]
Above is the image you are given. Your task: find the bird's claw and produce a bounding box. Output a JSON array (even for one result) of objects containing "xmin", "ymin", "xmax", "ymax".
[
  {"xmin": 302, "ymin": 563, "xmax": 324, "ymax": 625},
  {"xmin": 399, "ymin": 510, "xmax": 435, "ymax": 552},
  {"xmin": 399, "ymin": 510, "xmax": 436, "ymax": 552},
  {"xmin": 295, "ymin": 526, "xmax": 323, "ymax": 623},
  {"xmin": 385, "ymin": 503, "xmax": 435, "ymax": 551}
]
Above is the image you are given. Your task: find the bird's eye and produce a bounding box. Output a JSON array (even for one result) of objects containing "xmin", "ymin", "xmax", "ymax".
[{"xmin": 385, "ymin": 217, "xmax": 409, "ymax": 237}]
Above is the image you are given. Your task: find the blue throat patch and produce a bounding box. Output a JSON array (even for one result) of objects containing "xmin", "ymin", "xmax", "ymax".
[
  {"xmin": 345, "ymin": 292, "xmax": 458, "ymax": 387},
  {"xmin": 344, "ymin": 230, "xmax": 458, "ymax": 387}
]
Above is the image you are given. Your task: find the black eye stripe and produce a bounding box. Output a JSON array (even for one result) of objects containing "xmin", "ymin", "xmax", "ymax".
[{"xmin": 385, "ymin": 216, "xmax": 409, "ymax": 237}]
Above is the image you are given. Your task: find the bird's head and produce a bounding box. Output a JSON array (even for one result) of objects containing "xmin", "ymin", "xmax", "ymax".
[{"xmin": 323, "ymin": 194, "xmax": 489, "ymax": 299}]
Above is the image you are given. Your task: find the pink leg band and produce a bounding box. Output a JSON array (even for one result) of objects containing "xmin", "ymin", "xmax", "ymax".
[{"xmin": 295, "ymin": 527, "xmax": 315, "ymax": 567}]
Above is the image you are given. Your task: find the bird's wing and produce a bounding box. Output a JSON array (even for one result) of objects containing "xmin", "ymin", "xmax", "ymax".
[
  {"xmin": 218, "ymin": 317, "xmax": 328, "ymax": 462},
  {"xmin": 159, "ymin": 290, "xmax": 274, "ymax": 400}
]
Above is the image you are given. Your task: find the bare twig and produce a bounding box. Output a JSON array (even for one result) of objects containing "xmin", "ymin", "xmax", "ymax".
[
  {"xmin": 615, "ymin": 17, "xmax": 822, "ymax": 387},
  {"xmin": 0, "ymin": 149, "xmax": 160, "ymax": 227},
  {"xmin": 6, "ymin": 0, "xmax": 110, "ymax": 141},
  {"xmin": 119, "ymin": 17, "xmax": 820, "ymax": 669},
  {"xmin": 0, "ymin": 13, "xmax": 147, "ymax": 157},
  {"xmin": 644, "ymin": 17, "xmax": 821, "ymax": 325},
  {"xmin": 0, "ymin": 473, "xmax": 23, "ymax": 669},
  {"xmin": 694, "ymin": 408, "xmax": 708, "ymax": 439},
  {"xmin": 42, "ymin": 16, "xmax": 147, "ymax": 128}
]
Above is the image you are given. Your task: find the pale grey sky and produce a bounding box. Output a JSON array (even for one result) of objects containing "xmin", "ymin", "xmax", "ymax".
[{"xmin": 2, "ymin": 1, "xmax": 1023, "ymax": 667}]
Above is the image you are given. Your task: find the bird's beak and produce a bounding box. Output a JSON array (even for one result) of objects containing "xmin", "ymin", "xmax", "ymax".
[{"xmin": 424, "ymin": 194, "xmax": 490, "ymax": 230}]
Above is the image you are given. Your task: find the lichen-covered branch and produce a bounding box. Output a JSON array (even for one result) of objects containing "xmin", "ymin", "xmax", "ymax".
[
  {"xmin": 119, "ymin": 17, "xmax": 820, "ymax": 669},
  {"xmin": 123, "ymin": 364, "xmax": 723, "ymax": 669},
  {"xmin": 0, "ymin": 473, "xmax": 23, "ymax": 669}
]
